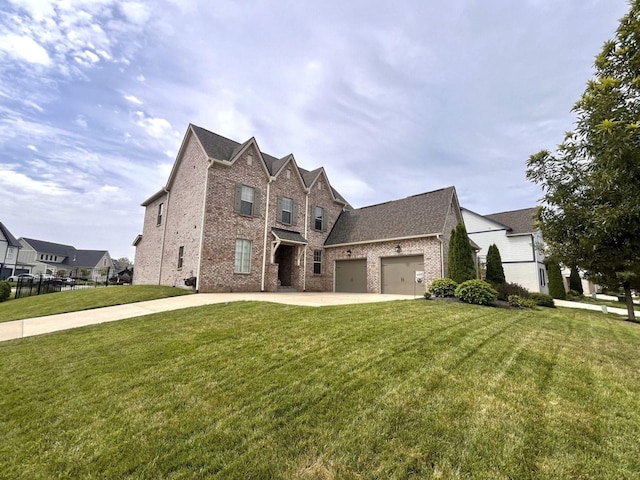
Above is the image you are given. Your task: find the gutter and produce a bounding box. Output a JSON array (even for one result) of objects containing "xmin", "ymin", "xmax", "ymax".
[
  {"xmin": 324, "ymin": 233, "xmax": 439, "ymax": 249},
  {"xmin": 303, "ymin": 188, "xmax": 309, "ymax": 291},
  {"xmin": 437, "ymin": 234, "xmax": 444, "ymax": 277},
  {"xmin": 195, "ymin": 162, "xmax": 214, "ymax": 293}
]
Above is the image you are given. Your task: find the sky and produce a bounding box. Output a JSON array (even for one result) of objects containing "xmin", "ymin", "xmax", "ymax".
[{"xmin": 0, "ymin": 0, "xmax": 630, "ymax": 260}]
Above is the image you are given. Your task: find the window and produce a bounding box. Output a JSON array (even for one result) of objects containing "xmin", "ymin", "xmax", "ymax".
[
  {"xmin": 234, "ymin": 183, "xmax": 261, "ymax": 216},
  {"xmin": 178, "ymin": 246, "xmax": 184, "ymax": 269},
  {"xmin": 313, "ymin": 250, "xmax": 322, "ymax": 275},
  {"xmin": 157, "ymin": 202, "xmax": 164, "ymax": 225},
  {"xmin": 280, "ymin": 197, "xmax": 293, "ymax": 224},
  {"xmin": 314, "ymin": 206, "xmax": 325, "ymax": 231},
  {"xmin": 540, "ymin": 268, "xmax": 546, "ymax": 286},
  {"xmin": 235, "ymin": 239, "xmax": 252, "ymax": 273}
]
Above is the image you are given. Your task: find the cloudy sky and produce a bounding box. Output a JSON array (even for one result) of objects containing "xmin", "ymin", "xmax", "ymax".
[{"xmin": 0, "ymin": 0, "xmax": 629, "ymax": 260}]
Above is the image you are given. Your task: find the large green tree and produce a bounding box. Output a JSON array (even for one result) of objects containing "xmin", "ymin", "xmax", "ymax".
[
  {"xmin": 527, "ymin": 1, "xmax": 640, "ymax": 320},
  {"xmin": 485, "ymin": 244, "xmax": 506, "ymax": 286},
  {"xmin": 447, "ymin": 223, "xmax": 476, "ymax": 283}
]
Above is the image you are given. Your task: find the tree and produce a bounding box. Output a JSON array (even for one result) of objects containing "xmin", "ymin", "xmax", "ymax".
[
  {"xmin": 117, "ymin": 257, "xmax": 132, "ymax": 265},
  {"xmin": 547, "ymin": 260, "xmax": 566, "ymax": 300},
  {"xmin": 447, "ymin": 223, "xmax": 476, "ymax": 283},
  {"xmin": 569, "ymin": 266, "xmax": 584, "ymax": 295},
  {"xmin": 485, "ymin": 244, "xmax": 506, "ymax": 286},
  {"xmin": 526, "ymin": 1, "xmax": 640, "ymax": 320}
]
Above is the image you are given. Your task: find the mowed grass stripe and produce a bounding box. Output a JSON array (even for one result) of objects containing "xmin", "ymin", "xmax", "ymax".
[{"xmin": 1, "ymin": 301, "xmax": 640, "ymax": 479}]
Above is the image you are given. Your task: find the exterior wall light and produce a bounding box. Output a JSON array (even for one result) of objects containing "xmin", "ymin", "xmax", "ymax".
[
  {"xmin": 395, "ymin": 245, "xmax": 401, "ymax": 253},
  {"xmin": 346, "ymin": 249, "xmax": 352, "ymax": 256}
]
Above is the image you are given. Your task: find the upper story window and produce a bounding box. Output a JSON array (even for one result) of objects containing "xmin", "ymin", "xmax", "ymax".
[
  {"xmin": 314, "ymin": 206, "xmax": 325, "ymax": 231},
  {"xmin": 278, "ymin": 197, "xmax": 296, "ymax": 225},
  {"xmin": 157, "ymin": 202, "xmax": 164, "ymax": 226},
  {"xmin": 234, "ymin": 183, "xmax": 261, "ymax": 217}
]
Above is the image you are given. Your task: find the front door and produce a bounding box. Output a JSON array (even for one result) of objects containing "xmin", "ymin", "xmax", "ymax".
[{"xmin": 275, "ymin": 245, "xmax": 294, "ymax": 287}]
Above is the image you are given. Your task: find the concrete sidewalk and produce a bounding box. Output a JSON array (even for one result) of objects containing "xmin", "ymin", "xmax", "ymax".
[
  {"xmin": 0, "ymin": 292, "xmax": 416, "ymax": 342},
  {"xmin": 554, "ymin": 299, "xmax": 631, "ymax": 316}
]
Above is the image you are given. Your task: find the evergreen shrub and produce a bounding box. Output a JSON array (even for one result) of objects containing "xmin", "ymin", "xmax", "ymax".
[
  {"xmin": 495, "ymin": 282, "xmax": 529, "ymax": 301},
  {"xmin": 429, "ymin": 278, "xmax": 458, "ymax": 297},
  {"xmin": 0, "ymin": 281, "xmax": 11, "ymax": 302},
  {"xmin": 529, "ymin": 292, "xmax": 555, "ymax": 307},
  {"xmin": 455, "ymin": 280, "xmax": 497, "ymax": 306}
]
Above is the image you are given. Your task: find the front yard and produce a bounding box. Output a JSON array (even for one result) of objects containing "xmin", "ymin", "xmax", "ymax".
[{"xmin": 1, "ymin": 300, "xmax": 639, "ymax": 478}]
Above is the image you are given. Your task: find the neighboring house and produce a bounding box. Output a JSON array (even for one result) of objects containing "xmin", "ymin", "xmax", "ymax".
[
  {"xmin": 560, "ymin": 266, "xmax": 600, "ymax": 295},
  {"xmin": 0, "ymin": 222, "xmax": 23, "ymax": 279},
  {"xmin": 461, "ymin": 207, "xmax": 548, "ymax": 294},
  {"xmin": 17, "ymin": 238, "xmax": 114, "ymax": 280},
  {"xmin": 324, "ymin": 187, "xmax": 463, "ymax": 294},
  {"xmin": 133, "ymin": 125, "xmax": 462, "ymax": 293}
]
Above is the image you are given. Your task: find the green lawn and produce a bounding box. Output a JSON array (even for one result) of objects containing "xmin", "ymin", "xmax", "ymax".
[
  {"xmin": 1, "ymin": 301, "xmax": 639, "ymax": 479},
  {"xmin": 0, "ymin": 285, "xmax": 192, "ymax": 322}
]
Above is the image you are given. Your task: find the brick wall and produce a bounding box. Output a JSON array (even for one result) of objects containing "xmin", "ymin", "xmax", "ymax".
[
  {"xmin": 133, "ymin": 193, "xmax": 167, "ymax": 285},
  {"xmin": 324, "ymin": 236, "xmax": 443, "ymax": 293}
]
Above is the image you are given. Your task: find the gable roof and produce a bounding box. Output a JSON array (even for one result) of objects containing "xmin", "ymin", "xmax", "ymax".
[
  {"xmin": 485, "ymin": 207, "xmax": 539, "ymax": 235},
  {"xmin": 0, "ymin": 222, "xmax": 21, "ymax": 248},
  {"xmin": 189, "ymin": 124, "xmax": 348, "ymax": 204},
  {"xmin": 325, "ymin": 186, "xmax": 458, "ymax": 246},
  {"xmin": 21, "ymin": 238, "xmax": 75, "ymax": 257}
]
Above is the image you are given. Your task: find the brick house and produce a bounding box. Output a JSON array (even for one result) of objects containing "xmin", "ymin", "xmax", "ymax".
[{"xmin": 133, "ymin": 125, "xmax": 463, "ymax": 294}]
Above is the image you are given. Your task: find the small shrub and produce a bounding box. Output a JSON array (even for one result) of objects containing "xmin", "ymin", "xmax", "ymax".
[
  {"xmin": 423, "ymin": 291, "xmax": 432, "ymax": 300},
  {"xmin": 455, "ymin": 280, "xmax": 497, "ymax": 306},
  {"xmin": 522, "ymin": 299, "xmax": 538, "ymax": 309},
  {"xmin": 508, "ymin": 295, "xmax": 523, "ymax": 307},
  {"xmin": 429, "ymin": 278, "xmax": 458, "ymax": 297},
  {"xmin": 495, "ymin": 282, "xmax": 530, "ymax": 301},
  {"xmin": 566, "ymin": 289, "xmax": 582, "ymax": 299},
  {"xmin": 529, "ymin": 292, "xmax": 555, "ymax": 308},
  {"xmin": 0, "ymin": 281, "xmax": 11, "ymax": 302}
]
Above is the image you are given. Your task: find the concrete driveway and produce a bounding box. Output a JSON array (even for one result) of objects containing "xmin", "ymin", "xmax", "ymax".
[{"xmin": 0, "ymin": 292, "xmax": 417, "ymax": 342}]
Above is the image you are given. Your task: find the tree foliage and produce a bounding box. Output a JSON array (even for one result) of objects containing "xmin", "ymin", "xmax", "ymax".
[
  {"xmin": 526, "ymin": 1, "xmax": 640, "ymax": 319},
  {"xmin": 547, "ymin": 260, "xmax": 566, "ymax": 300},
  {"xmin": 447, "ymin": 223, "xmax": 476, "ymax": 284},
  {"xmin": 485, "ymin": 244, "xmax": 506, "ymax": 286}
]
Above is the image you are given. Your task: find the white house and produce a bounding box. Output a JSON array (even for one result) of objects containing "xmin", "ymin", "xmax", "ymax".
[
  {"xmin": 461, "ymin": 207, "xmax": 548, "ymax": 294},
  {"xmin": 0, "ymin": 222, "xmax": 23, "ymax": 280}
]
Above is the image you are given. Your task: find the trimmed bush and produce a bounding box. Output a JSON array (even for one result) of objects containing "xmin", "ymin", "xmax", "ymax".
[
  {"xmin": 485, "ymin": 244, "xmax": 506, "ymax": 286},
  {"xmin": 455, "ymin": 280, "xmax": 497, "ymax": 306},
  {"xmin": 0, "ymin": 281, "xmax": 11, "ymax": 302},
  {"xmin": 423, "ymin": 291, "xmax": 432, "ymax": 300},
  {"xmin": 530, "ymin": 292, "xmax": 555, "ymax": 308},
  {"xmin": 569, "ymin": 266, "xmax": 584, "ymax": 295},
  {"xmin": 508, "ymin": 295, "xmax": 523, "ymax": 307},
  {"xmin": 495, "ymin": 282, "xmax": 529, "ymax": 301},
  {"xmin": 447, "ymin": 223, "xmax": 476, "ymax": 283},
  {"xmin": 547, "ymin": 261, "xmax": 566, "ymax": 299},
  {"xmin": 429, "ymin": 278, "xmax": 458, "ymax": 297},
  {"xmin": 522, "ymin": 299, "xmax": 538, "ymax": 309}
]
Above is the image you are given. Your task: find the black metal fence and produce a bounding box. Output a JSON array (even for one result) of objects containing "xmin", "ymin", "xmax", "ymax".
[{"xmin": 15, "ymin": 267, "xmax": 112, "ymax": 300}]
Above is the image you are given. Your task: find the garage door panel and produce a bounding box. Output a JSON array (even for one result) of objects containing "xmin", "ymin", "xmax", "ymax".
[
  {"xmin": 381, "ymin": 255, "xmax": 424, "ymax": 295},
  {"xmin": 335, "ymin": 259, "xmax": 367, "ymax": 293}
]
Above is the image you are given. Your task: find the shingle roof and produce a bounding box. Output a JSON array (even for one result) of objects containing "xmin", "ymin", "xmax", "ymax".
[
  {"xmin": 20, "ymin": 238, "xmax": 109, "ymax": 268},
  {"xmin": 485, "ymin": 207, "xmax": 539, "ymax": 235},
  {"xmin": 0, "ymin": 222, "xmax": 21, "ymax": 247},
  {"xmin": 325, "ymin": 186, "xmax": 457, "ymax": 246},
  {"xmin": 272, "ymin": 228, "xmax": 308, "ymax": 244}
]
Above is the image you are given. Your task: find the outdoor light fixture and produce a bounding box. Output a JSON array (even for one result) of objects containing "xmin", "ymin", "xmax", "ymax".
[
  {"xmin": 346, "ymin": 249, "xmax": 352, "ymax": 256},
  {"xmin": 395, "ymin": 245, "xmax": 401, "ymax": 253}
]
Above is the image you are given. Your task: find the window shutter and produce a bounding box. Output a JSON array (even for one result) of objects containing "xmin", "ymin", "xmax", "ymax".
[
  {"xmin": 322, "ymin": 207, "xmax": 327, "ymax": 232},
  {"xmin": 276, "ymin": 196, "xmax": 283, "ymax": 223},
  {"xmin": 292, "ymin": 202, "xmax": 298, "ymax": 226},
  {"xmin": 253, "ymin": 188, "xmax": 261, "ymax": 216},
  {"xmin": 234, "ymin": 183, "xmax": 242, "ymax": 213}
]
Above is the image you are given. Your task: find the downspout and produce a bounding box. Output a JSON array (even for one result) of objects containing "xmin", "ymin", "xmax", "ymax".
[
  {"xmin": 303, "ymin": 188, "xmax": 309, "ymax": 291},
  {"xmin": 195, "ymin": 161, "xmax": 213, "ymax": 293},
  {"xmin": 437, "ymin": 234, "xmax": 444, "ymax": 277},
  {"xmin": 157, "ymin": 188, "xmax": 170, "ymax": 285},
  {"xmin": 261, "ymin": 177, "xmax": 274, "ymax": 291}
]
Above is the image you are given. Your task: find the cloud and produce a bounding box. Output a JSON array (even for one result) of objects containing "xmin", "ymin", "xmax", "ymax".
[
  {"xmin": 133, "ymin": 111, "xmax": 179, "ymax": 139},
  {"xmin": 0, "ymin": 34, "xmax": 51, "ymax": 64},
  {"xmin": 124, "ymin": 94, "xmax": 143, "ymax": 105}
]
